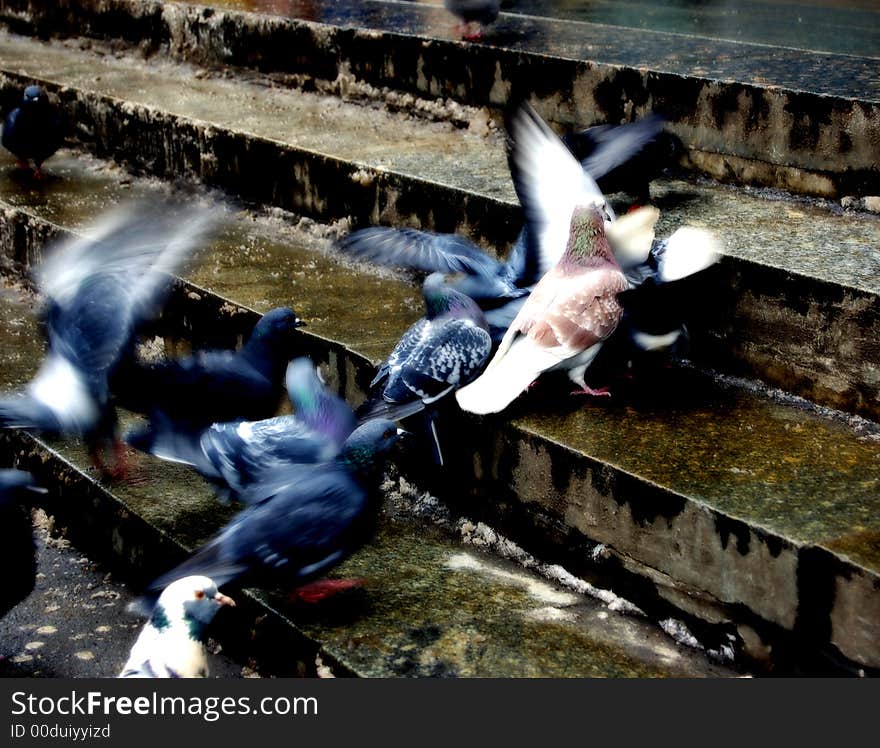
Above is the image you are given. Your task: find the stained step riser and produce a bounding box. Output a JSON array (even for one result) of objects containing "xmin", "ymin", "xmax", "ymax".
[{"xmin": 0, "ymin": 0, "xmax": 878, "ymax": 199}]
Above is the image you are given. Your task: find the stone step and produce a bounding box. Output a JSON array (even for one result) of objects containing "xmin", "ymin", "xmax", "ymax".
[
  {"xmin": 0, "ymin": 225, "xmax": 738, "ymax": 679},
  {"xmin": 0, "ymin": 149, "xmax": 877, "ymax": 674},
  {"xmin": 1, "ymin": 0, "xmax": 877, "ymax": 199},
  {"xmin": 1, "ymin": 30, "xmax": 879, "ymax": 421}
]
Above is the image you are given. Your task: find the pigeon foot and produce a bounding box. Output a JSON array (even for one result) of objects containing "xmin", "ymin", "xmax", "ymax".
[
  {"xmin": 571, "ymin": 385, "xmax": 612, "ymax": 398},
  {"xmin": 290, "ymin": 578, "xmax": 365, "ymax": 604}
]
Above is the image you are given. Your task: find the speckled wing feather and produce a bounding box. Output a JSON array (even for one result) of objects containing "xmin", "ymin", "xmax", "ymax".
[{"xmin": 389, "ymin": 319, "xmax": 492, "ymax": 405}]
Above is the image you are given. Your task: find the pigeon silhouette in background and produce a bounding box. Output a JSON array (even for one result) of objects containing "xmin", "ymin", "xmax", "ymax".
[
  {"xmin": 445, "ymin": 0, "xmax": 500, "ymax": 40},
  {"xmin": 122, "ymin": 306, "xmax": 306, "ymax": 454},
  {"xmin": 146, "ymin": 419, "xmax": 402, "ymax": 601},
  {"xmin": 2, "ymin": 85, "xmax": 64, "ymax": 178},
  {"xmin": 0, "ymin": 199, "xmax": 219, "ymax": 474},
  {"xmin": 129, "ymin": 357, "xmax": 357, "ymax": 503},
  {"xmin": 456, "ymin": 203, "xmax": 632, "ymax": 414},
  {"xmin": 357, "ymin": 273, "xmax": 492, "ymax": 463},
  {"xmin": 119, "ymin": 575, "xmax": 235, "ymax": 678},
  {"xmin": 0, "ymin": 469, "xmax": 47, "ymax": 619}
]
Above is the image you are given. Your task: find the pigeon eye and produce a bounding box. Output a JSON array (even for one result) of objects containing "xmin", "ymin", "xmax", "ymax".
[{"xmin": 194, "ymin": 590, "xmax": 206, "ymax": 599}]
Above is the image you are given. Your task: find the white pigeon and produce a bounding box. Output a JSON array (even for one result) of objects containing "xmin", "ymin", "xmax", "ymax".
[
  {"xmin": 119, "ymin": 575, "xmax": 235, "ymax": 678},
  {"xmin": 456, "ymin": 203, "xmax": 638, "ymax": 415}
]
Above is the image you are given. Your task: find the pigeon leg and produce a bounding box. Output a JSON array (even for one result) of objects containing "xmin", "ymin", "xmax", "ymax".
[
  {"xmin": 462, "ymin": 22, "xmax": 484, "ymax": 41},
  {"xmin": 88, "ymin": 438, "xmax": 130, "ymax": 480},
  {"xmin": 290, "ymin": 578, "xmax": 365, "ymax": 604},
  {"xmin": 571, "ymin": 385, "xmax": 612, "ymax": 398}
]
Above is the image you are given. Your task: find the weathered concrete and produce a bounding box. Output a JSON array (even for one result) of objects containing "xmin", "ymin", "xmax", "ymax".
[
  {"xmin": 0, "ymin": 37, "xmax": 878, "ymax": 421},
  {"xmin": 0, "ymin": 0, "xmax": 877, "ymax": 198},
  {"xmin": 0, "ymin": 156, "xmax": 878, "ymax": 674},
  {"xmin": 0, "ymin": 289, "xmax": 739, "ymax": 679}
]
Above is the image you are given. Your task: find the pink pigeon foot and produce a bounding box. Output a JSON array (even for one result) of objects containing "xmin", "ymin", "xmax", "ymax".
[
  {"xmin": 571, "ymin": 385, "xmax": 612, "ymax": 398},
  {"xmin": 290, "ymin": 578, "xmax": 365, "ymax": 604}
]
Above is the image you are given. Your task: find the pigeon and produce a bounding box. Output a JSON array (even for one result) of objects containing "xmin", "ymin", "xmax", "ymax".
[
  {"xmin": 445, "ymin": 0, "xmax": 500, "ymax": 40},
  {"xmin": 336, "ymin": 114, "xmax": 664, "ymax": 342},
  {"xmin": 129, "ymin": 357, "xmax": 357, "ymax": 503},
  {"xmin": 119, "ymin": 575, "xmax": 235, "ymax": 678},
  {"xmin": 146, "ymin": 418, "xmax": 402, "ymax": 597},
  {"xmin": 357, "ymin": 273, "xmax": 492, "ymax": 463},
  {"xmin": 0, "ymin": 199, "xmax": 219, "ymax": 473},
  {"xmin": 455, "ymin": 204, "xmax": 632, "ymax": 414},
  {"xmin": 1, "ymin": 85, "xmax": 64, "ymax": 178},
  {"xmin": 615, "ymin": 226, "xmax": 721, "ymax": 364},
  {"xmin": 0, "ymin": 470, "xmax": 47, "ymax": 619},
  {"xmin": 122, "ymin": 306, "xmax": 306, "ymax": 453}
]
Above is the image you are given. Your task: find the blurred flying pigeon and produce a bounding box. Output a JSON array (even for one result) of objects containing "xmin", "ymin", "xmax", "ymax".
[
  {"xmin": 456, "ymin": 204, "xmax": 633, "ymax": 414},
  {"xmin": 357, "ymin": 273, "xmax": 492, "ymax": 463},
  {"xmin": 119, "ymin": 575, "xmax": 235, "ymax": 678},
  {"xmin": 562, "ymin": 114, "xmax": 678, "ymax": 204},
  {"xmin": 130, "ymin": 357, "xmax": 357, "ymax": 503},
  {"xmin": 0, "ymin": 200, "xmax": 219, "ymax": 473},
  {"xmin": 445, "ymin": 0, "xmax": 500, "ymax": 40},
  {"xmin": 2, "ymin": 85, "xmax": 64, "ymax": 178},
  {"xmin": 0, "ymin": 469, "xmax": 47, "ymax": 619},
  {"xmin": 615, "ymin": 226, "xmax": 721, "ymax": 365},
  {"xmin": 122, "ymin": 306, "xmax": 306, "ymax": 452},
  {"xmin": 146, "ymin": 419, "xmax": 402, "ymax": 597}
]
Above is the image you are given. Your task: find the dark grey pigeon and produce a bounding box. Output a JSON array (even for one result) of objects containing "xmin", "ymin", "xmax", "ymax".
[
  {"xmin": 122, "ymin": 306, "xmax": 306, "ymax": 454},
  {"xmin": 562, "ymin": 114, "xmax": 674, "ymax": 204},
  {"xmin": 0, "ymin": 469, "xmax": 47, "ymax": 619},
  {"xmin": 2, "ymin": 85, "xmax": 64, "ymax": 178},
  {"xmin": 145, "ymin": 419, "xmax": 402, "ymax": 597},
  {"xmin": 130, "ymin": 357, "xmax": 357, "ymax": 503},
  {"xmin": 0, "ymin": 199, "xmax": 218, "ymax": 474},
  {"xmin": 357, "ymin": 273, "xmax": 492, "ymax": 463}
]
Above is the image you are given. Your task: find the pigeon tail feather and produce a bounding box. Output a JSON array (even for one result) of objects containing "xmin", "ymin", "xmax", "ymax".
[{"xmin": 456, "ymin": 337, "xmax": 559, "ymax": 414}]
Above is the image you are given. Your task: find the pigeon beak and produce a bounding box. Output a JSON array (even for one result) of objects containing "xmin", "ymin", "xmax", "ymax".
[
  {"xmin": 292, "ymin": 317, "xmax": 306, "ymax": 329},
  {"xmin": 396, "ymin": 427, "xmax": 409, "ymax": 437},
  {"xmin": 213, "ymin": 592, "xmax": 236, "ymax": 607}
]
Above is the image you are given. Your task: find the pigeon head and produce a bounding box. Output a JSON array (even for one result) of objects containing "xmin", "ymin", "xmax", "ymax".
[
  {"xmin": 242, "ymin": 307, "xmax": 305, "ymax": 363},
  {"xmin": 561, "ymin": 205, "xmax": 615, "ymax": 267},
  {"xmin": 250, "ymin": 307, "xmax": 306, "ymax": 341},
  {"xmin": 285, "ymin": 357, "xmax": 324, "ymax": 403},
  {"xmin": 338, "ymin": 418, "xmax": 402, "ymax": 474},
  {"xmin": 285, "ymin": 357, "xmax": 356, "ymax": 444},
  {"xmin": 22, "ymin": 85, "xmax": 49, "ymax": 107},
  {"xmin": 422, "ymin": 272, "xmax": 487, "ymax": 324},
  {"xmin": 151, "ymin": 575, "xmax": 235, "ymax": 639}
]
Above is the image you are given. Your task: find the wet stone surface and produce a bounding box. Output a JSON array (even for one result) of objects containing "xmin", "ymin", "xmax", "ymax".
[
  {"xmin": 0, "ymin": 510, "xmax": 248, "ymax": 678},
  {"xmin": 0, "ymin": 1, "xmax": 878, "ymax": 197},
  {"xmin": 0, "ymin": 286, "xmax": 739, "ymax": 677}
]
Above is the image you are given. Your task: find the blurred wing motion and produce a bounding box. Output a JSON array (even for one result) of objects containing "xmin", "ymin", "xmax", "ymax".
[
  {"xmin": 147, "ymin": 420, "xmax": 402, "ymax": 594},
  {"xmin": 0, "ymin": 199, "xmax": 220, "ymax": 444}
]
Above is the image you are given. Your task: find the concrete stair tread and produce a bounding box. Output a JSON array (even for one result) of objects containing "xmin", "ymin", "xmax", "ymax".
[
  {"xmin": 0, "ymin": 290, "xmax": 738, "ymax": 678},
  {"xmin": 1, "ymin": 148, "xmax": 878, "ymax": 582},
  {"xmin": 1, "ymin": 30, "xmax": 879, "ymax": 299},
  {"xmin": 187, "ymin": 0, "xmax": 880, "ymax": 99}
]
